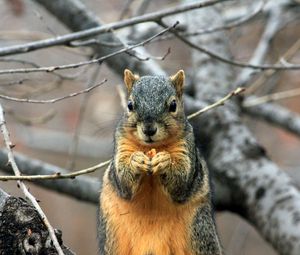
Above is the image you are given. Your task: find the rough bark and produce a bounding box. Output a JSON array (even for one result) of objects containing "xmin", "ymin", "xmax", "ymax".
[
  {"xmin": 243, "ymin": 102, "xmax": 300, "ymax": 138},
  {"xmin": 0, "ymin": 189, "xmax": 74, "ymax": 255},
  {"xmin": 182, "ymin": 1, "xmax": 300, "ymax": 254}
]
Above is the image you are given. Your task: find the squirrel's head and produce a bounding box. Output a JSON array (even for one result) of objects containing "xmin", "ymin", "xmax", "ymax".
[{"xmin": 122, "ymin": 69, "xmax": 186, "ymax": 146}]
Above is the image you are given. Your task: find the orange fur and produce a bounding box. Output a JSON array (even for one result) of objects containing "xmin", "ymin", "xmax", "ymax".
[
  {"xmin": 101, "ymin": 134, "xmax": 206, "ymax": 254},
  {"xmin": 101, "ymin": 173, "xmax": 198, "ymax": 255}
]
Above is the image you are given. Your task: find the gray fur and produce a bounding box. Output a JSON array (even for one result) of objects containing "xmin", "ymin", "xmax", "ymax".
[
  {"xmin": 191, "ymin": 204, "xmax": 223, "ymax": 255},
  {"xmin": 108, "ymin": 159, "xmax": 141, "ymax": 200},
  {"xmin": 131, "ymin": 76, "xmax": 177, "ymax": 122}
]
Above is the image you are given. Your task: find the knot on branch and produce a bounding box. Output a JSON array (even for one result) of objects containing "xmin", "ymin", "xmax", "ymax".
[{"xmin": 0, "ymin": 197, "xmax": 67, "ymax": 254}]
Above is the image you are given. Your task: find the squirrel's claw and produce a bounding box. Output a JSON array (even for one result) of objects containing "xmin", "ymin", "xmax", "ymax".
[
  {"xmin": 130, "ymin": 151, "xmax": 151, "ymax": 174},
  {"xmin": 151, "ymin": 152, "xmax": 171, "ymax": 175}
]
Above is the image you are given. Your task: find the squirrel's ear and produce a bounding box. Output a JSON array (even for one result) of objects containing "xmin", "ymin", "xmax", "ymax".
[
  {"xmin": 124, "ymin": 69, "xmax": 139, "ymax": 93},
  {"xmin": 170, "ymin": 70, "xmax": 185, "ymax": 97}
]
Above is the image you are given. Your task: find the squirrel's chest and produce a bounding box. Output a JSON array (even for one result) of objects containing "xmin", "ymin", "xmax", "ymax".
[{"xmin": 101, "ymin": 177, "xmax": 196, "ymax": 255}]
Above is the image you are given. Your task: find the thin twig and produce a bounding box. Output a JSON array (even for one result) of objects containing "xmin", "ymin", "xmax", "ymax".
[
  {"xmin": 125, "ymin": 47, "xmax": 171, "ymax": 61},
  {"xmin": 70, "ymin": 1, "xmax": 263, "ymax": 49},
  {"xmin": 0, "ymin": 79, "xmax": 107, "ymax": 103},
  {"xmin": 243, "ymin": 88, "xmax": 300, "ymax": 107},
  {"xmin": 187, "ymin": 87, "xmax": 245, "ymax": 120},
  {"xmin": 234, "ymin": 3, "xmax": 283, "ymax": 87},
  {"xmin": 0, "ymin": 0, "xmax": 226, "ymax": 57},
  {"xmin": 168, "ymin": 0, "xmax": 264, "ymax": 38},
  {"xmin": 0, "ymin": 30, "xmax": 89, "ymax": 57},
  {"xmin": 0, "ymin": 23, "xmax": 178, "ymax": 75},
  {"xmin": 242, "ymin": 101, "xmax": 300, "ymax": 138},
  {"xmin": 0, "ymin": 57, "xmax": 85, "ymax": 80},
  {"xmin": 70, "ymin": 38, "xmax": 122, "ymax": 48},
  {"xmin": 246, "ymin": 37, "xmax": 300, "ymax": 94},
  {"xmin": 0, "ymin": 104, "xmax": 64, "ymax": 255},
  {"xmin": 158, "ymin": 21, "xmax": 300, "ymax": 71},
  {"xmin": 0, "ymin": 160, "xmax": 110, "ymax": 181}
]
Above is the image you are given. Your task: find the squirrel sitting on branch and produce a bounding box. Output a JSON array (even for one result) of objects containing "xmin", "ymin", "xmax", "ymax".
[{"xmin": 98, "ymin": 69, "xmax": 223, "ymax": 255}]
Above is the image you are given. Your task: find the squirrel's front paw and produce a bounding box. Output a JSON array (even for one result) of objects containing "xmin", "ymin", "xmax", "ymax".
[
  {"xmin": 130, "ymin": 151, "xmax": 151, "ymax": 174},
  {"xmin": 151, "ymin": 151, "xmax": 171, "ymax": 175}
]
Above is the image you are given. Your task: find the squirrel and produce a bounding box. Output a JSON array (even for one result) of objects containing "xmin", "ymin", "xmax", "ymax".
[{"xmin": 98, "ymin": 69, "xmax": 223, "ymax": 255}]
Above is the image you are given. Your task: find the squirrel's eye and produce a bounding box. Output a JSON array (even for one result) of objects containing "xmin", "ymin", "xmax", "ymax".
[
  {"xmin": 128, "ymin": 101, "xmax": 134, "ymax": 111},
  {"xmin": 169, "ymin": 100, "xmax": 177, "ymax": 112}
]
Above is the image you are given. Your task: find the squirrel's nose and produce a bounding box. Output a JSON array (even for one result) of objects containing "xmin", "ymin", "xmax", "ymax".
[{"xmin": 142, "ymin": 125, "xmax": 157, "ymax": 137}]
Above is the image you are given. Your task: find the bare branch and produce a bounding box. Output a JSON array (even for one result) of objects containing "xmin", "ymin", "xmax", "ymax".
[
  {"xmin": 242, "ymin": 102, "xmax": 300, "ymax": 138},
  {"xmin": 0, "ymin": 79, "xmax": 107, "ymax": 103},
  {"xmin": 246, "ymin": 37, "xmax": 300, "ymax": 94},
  {"xmin": 243, "ymin": 88, "xmax": 300, "ymax": 107},
  {"xmin": 159, "ymin": 20, "xmax": 300, "ymax": 71},
  {"xmin": 234, "ymin": 2, "xmax": 284, "ymax": 87},
  {"xmin": 125, "ymin": 47, "xmax": 171, "ymax": 61},
  {"xmin": 164, "ymin": 0, "xmax": 264, "ymax": 39},
  {"xmin": 0, "ymin": 149, "xmax": 100, "ymax": 203},
  {"xmin": 0, "ymin": 105, "xmax": 64, "ymax": 255},
  {"xmin": 115, "ymin": 1, "xmax": 263, "ymax": 48},
  {"xmin": 0, "ymin": 0, "xmax": 226, "ymax": 57},
  {"xmin": 68, "ymin": 1, "xmax": 264, "ymax": 51},
  {"xmin": 183, "ymin": 1, "xmax": 300, "ymax": 253},
  {"xmin": 0, "ymin": 57, "xmax": 86, "ymax": 80},
  {"xmin": 187, "ymin": 87, "xmax": 245, "ymax": 119},
  {"xmin": 0, "ymin": 23, "xmax": 177, "ymax": 75},
  {"xmin": 0, "ymin": 160, "xmax": 110, "ymax": 181}
]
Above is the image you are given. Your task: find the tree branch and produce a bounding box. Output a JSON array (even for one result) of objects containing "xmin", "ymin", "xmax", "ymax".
[
  {"xmin": 0, "ymin": 105, "xmax": 64, "ymax": 255},
  {"xmin": 0, "ymin": 79, "xmax": 107, "ymax": 103},
  {"xmin": 242, "ymin": 102, "xmax": 300, "ymax": 138},
  {"xmin": 0, "ymin": 149, "xmax": 100, "ymax": 204},
  {"xmin": 182, "ymin": 0, "xmax": 300, "ymax": 254},
  {"xmin": 0, "ymin": 0, "xmax": 225, "ymax": 57},
  {"xmin": 0, "ymin": 24, "xmax": 177, "ymax": 75},
  {"xmin": 243, "ymin": 88, "xmax": 300, "ymax": 107},
  {"xmin": 234, "ymin": 1, "xmax": 284, "ymax": 87},
  {"xmin": 0, "ymin": 186, "xmax": 74, "ymax": 254},
  {"xmin": 158, "ymin": 19, "xmax": 300, "ymax": 71}
]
